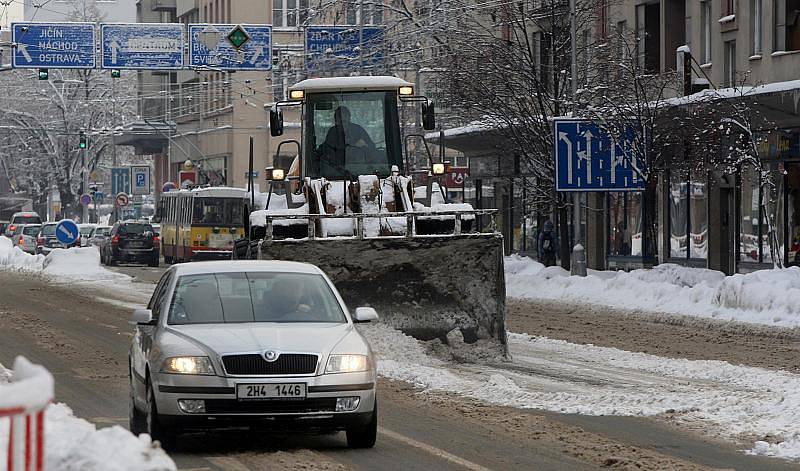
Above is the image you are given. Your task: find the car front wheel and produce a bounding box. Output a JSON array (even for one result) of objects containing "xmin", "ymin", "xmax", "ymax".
[
  {"xmin": 145, "ymin": 376, "xmax": 175, "ymax": 450},
  {"xmin": 129, "ymin": 370, "xmax": 146, "ymax": 435},
  {"xmin": 346, "ymin": 398, "xmax": 377, "ymax": 449}
]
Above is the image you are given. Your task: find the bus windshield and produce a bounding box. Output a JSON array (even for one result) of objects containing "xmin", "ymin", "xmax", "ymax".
[
  {"xmin": 305, "ymin": 91, "xmax": 403, "ymax": 179},
  {"xmin": 192, "ymin": 198, "xmax": 244, "ymax": 225}
]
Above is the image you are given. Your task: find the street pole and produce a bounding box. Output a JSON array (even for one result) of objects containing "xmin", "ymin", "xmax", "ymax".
[
  {"xmin": 82, "ymin": 145, "xmax": 88, "ymax": 223},
  {"xmin": 569, "ymin": 0, "xmax": 586, "ymax": 275}
]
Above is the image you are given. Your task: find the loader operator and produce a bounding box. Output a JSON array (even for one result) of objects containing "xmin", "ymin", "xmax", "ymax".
[{"xmin": 319, "ymin": 106, "xmax": 376, "ymax": 176}]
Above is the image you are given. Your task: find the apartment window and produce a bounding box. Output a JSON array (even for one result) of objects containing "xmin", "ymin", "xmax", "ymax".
[
  {"xmin": 534, "ymin": 31, "xmax": 551, "ymax": 90},
  {"xmin": 724, "ymin": 40, "xmax": 736, "ymax": 86},
  {"xmin": 273, "ymin": 0, "xmax": 309, "ymax": 28},
  {"xmin": 700, "ymin": 1, "xmax": 712, "ymax": 63},
  {"xmin": 725, "ymin": 0, "xmax": 737, "ymax": 15},
  {"xmin": 345, "ymin": 1, "xmax": 384, "ymax": 25},
  {"xmin": 635, "ymin": 3, "xmax": 661, "ymax": 72},
  {"xmin": 775, "ymin": 0, "xmax": 800, "ymax": 51},
  {"xmin": 615, "ymin": 20, "xmax": 628, "ymax": 78},
  {"xmin": 751, "ymin": 0, "xmax": 762, "ymax": 54}
]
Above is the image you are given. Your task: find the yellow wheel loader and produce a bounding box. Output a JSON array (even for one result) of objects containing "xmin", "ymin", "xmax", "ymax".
[{"xmin": 235, "ymin": 76, "xmax": 506, "ymax": 351}]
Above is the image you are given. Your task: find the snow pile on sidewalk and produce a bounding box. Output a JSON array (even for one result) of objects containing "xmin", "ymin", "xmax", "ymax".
[
  {"xmin": 0, "ymin": 235, "xmax": 44, "ymax": 271},
  {"xmin": 42, "ymin": 246, "xmax": 128, "ymax": 282},
  {"xmin": 0, "ymin": 360, "xmax": 175, "ymax": 470},
  {"xmin": 505, "ymin": 255, "xmax": 800, "ymax": 328},
  {"xmin": 359, "ymin": 323, "xmax": 800, "ymax": 460},
  {"xmin": 0, "ymin": 236, "xmax": 127, "ymax": 283}
]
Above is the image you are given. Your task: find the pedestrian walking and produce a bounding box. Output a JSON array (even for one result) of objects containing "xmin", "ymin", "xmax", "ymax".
[{"xmin": 538, "ymin": 220, "xmax": 558, "ymax": 267}]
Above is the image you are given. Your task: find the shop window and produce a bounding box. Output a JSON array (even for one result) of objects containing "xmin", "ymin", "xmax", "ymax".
[
  {"xmin": 778, "ymin": 163, "xmax": 800, "ymax": 265},
  {"xmin": 774, "ymin": 0, "xmax": 800, "ymax": 52},
  {"xmin": 739, "ymin": 166, "xmax": 761, "ymax": 262},
  {"xmin": 669, "ymin": 170, "xmax": 708, "ymax": 259},
  {"xmin": 608, "ymin": 192, "xmax": 643, "ymax": 256}
]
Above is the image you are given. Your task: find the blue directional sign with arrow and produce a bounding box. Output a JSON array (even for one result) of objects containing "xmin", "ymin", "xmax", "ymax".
[
  {"xmin": 554, "ymin": 119, "xmax": 646, "ymax": 192},
  {"xmin": 55, "ymin": 219, "xmax": 80, "ymax": 245},
  {"xmin": 12, "ymin": 22, "xmax": 96, "ymax": 69},
  {"xmin": 305, "ymin": 26, "xmax": 384, "ymax": 71},
  {"xmin": 188, "ymin": 24, "xmax": 271, "ymax": 70},
  {"xmin": 101, "ymin": 23, "xmax": 184, "ymax": 70}
]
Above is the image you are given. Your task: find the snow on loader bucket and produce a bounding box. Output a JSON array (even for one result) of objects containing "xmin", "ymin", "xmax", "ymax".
[{"xmin": 235, "ymin": 213, "xmax": 507, "ymax": 352}]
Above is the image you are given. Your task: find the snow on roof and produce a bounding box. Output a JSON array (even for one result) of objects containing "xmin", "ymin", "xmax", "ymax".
[
  {"xmin": 424, "ymin": 119, "xmax": 504, "ymax": 140},
  {"xmin": 664, "ymin": 79, "xmax": 800, "ymax": 107},
  {"xmin": 290, "ymin": 76, "xmax": 412, "ymax": 93}
]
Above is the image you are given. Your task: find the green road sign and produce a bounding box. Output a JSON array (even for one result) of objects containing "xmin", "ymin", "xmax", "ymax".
[{"xmin": 226, "ymin": 25, "xmax": 250, "ymax": 50}]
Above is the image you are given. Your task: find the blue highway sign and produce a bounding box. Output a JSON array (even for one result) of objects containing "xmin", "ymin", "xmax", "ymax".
[
  {"xmin": 188, "ymin": 24, "xmax": 271, "ymax": 70},
  {"xmin": 111, "ymin": 167, "xmax": 130, "ymax": 196},
  {"xmin": 305, "ymin": 26, "xmax": 384, "ymax": 71},
  {"xmin": 131, "ymin": 166, "xmax": 151, "ymax": 196},
  {"xmin": 12, "ymin": 22, "xmax": 96, "ymax": 69},
  {"xmin": 101, "ymin": 23, "xmax": 184, "ymax": 70},
  {"xmin": 554, "ymin": 120, "xmax": 646, "ymax": 192},
  {"xmin": 55, "ymin": 219, "xmax": 79, "ymax": 245}
]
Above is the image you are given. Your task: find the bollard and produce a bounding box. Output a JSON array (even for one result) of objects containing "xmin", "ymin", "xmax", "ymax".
[{"xmin": 571, "ymin": 243, "xmax": 587, "ymax": 276}]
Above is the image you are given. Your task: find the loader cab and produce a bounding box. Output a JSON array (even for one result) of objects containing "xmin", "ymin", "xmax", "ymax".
[{"xmin": 271, "ymin": 76, "xmax": 432, "ymax": 181}]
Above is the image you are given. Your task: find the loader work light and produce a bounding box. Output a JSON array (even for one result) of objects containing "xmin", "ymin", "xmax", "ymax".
[
  {"xmin": 289, "ymin": 89, "xmax": 305, "ymax": 100},
  {"xmin": 398, "ymin": 85, "xmax": 414, "ymax": 96},
  {"xmin": 265, "ymin": 167, "xmax": 285, "ymax": 181},
  {"xmin": 432, "ymin": 163, "xmax": 446, "ymax": 175}
]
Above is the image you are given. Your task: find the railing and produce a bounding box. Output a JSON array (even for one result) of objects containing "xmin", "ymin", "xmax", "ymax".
[
  {"xmin": 1, "ymin": 357, "xmax": 53, "ymax": 471},
  {"xmin": 259, "ymin": 209, "xmax": 499, "ymax": 241}
]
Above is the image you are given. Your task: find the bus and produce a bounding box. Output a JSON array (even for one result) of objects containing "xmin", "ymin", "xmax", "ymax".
[{"xmin": 157, "ymin": 187, "xmax": 248, "ymax": 263}]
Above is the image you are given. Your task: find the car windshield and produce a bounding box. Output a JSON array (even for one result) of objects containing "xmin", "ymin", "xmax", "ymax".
[
  {"xmin": 13, "ymin": 215, "xmax": 40, "ymax": 225},
  {"xmin": 95, "ymin": 227, "xmax": 111, "ymax": 236},
  {"xmin": 192, "ymin": 198, "xmax": 244, "ymax": 226},
  {"xmin": 41, "ymin": 224, "xmax": 57, "ymax": 236},
  {"xmin": 79, "ymin": 226, "xmax": 94, "ymax": 236},
  {"xmin": 22, "ymin": 225, "xmax": 41, "ymax": 236},
  {"xmin": 118, "ymin": 223, "xmax": 153, "ymax": 235},
  {"xmin": 168, "ymin": 272, "xmax": 346, "ymax": 325}
]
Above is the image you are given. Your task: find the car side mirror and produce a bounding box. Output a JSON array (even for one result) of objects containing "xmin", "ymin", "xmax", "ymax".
[
  {"xmin": 130, "ymin": 309, "xmax": 153, "ymax": 325},
  {"xmin": 422, "ymin": 101, "xmax": 436, "ymax": 131},
  {"xmin": 270, "ymin": 108, "xmax": 284, "ymax": 137},
  {"xmin": 353, "ymin": 307, "xmax": 379, "ymax": 323}
]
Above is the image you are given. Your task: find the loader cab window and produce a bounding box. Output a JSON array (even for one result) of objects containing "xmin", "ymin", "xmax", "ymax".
[{"xmin": 305, "ymin": 91, "xmax": 403, "ymax": 179}]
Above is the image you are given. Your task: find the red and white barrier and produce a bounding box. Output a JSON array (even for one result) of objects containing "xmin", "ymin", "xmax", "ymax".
[{"xmin": 0, "ymin": 357, "xmax": 53, "ymax": 471}]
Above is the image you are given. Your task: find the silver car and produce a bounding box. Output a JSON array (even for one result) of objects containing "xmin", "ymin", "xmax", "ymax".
[
  {"xmin": 128, "ymin": 260, "xmax": 379, "ymax": 450},
  {"xmin": 13, "ymin": 224, "xmax": 41, "ymax": 254}
]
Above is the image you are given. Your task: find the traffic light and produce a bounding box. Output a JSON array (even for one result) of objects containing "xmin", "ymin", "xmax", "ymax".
[
  {"xmin": 111, "ymin": 69, "xmax": 120, "ymax": 78},
  {"xmin": 38, "ymin": 69, "xmax": 48, "ymax": 80},
  {"xmin": 79, "ymin": 130, "xmax": 87, "ymax": 149}
]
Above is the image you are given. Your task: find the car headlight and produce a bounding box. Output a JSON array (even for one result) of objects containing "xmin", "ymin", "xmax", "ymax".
[
  {"xmin": 161, "ymin": 356, "xmax": 215, "ymax": 375},
  {"xmin": 325, "ymin": 354, "xmax": 369, "ymax": 374}
]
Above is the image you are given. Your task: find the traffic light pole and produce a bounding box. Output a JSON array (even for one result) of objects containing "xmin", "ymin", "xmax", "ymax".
[{"xmin": 82, "ymin": 145, "xmax": 89, "ymax": 223}]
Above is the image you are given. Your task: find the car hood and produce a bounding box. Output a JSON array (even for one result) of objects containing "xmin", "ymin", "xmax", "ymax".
[{"xmin": 166, "ymin": 322, "xmax": 358, "ymax": 357}]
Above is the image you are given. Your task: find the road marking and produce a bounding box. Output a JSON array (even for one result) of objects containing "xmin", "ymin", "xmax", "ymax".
[
  {"xmin": 379, "ymin": 427, "xmax": 491, "ymax": 471},
  {"xmin": 206, "ymin": 456, "xmax": 251, "ymax": 471}
]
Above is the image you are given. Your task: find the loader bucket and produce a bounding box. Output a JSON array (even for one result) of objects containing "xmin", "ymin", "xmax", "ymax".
[{"xmin": 256, "ymin": 234, "xmax": 507, "ymax": 350}]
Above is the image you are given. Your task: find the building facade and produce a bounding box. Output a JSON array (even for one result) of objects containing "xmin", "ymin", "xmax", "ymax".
[{"xmin": 22, "ymin": 0, "xmax": 135, "ymax": 22}]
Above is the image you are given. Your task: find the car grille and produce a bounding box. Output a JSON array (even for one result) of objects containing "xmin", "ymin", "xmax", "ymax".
[
  {"xmin": 222, "ymin": 353, "xmax": 319, "ymax": 375},
  {"xmin": 204, "ymin": 398, "xmax": 337, "ymax": 414}
]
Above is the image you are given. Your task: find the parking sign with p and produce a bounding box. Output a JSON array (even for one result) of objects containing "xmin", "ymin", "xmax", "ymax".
[{"xmin": 131, "ymin": 166, "xmax": 151, "ymax": 196}]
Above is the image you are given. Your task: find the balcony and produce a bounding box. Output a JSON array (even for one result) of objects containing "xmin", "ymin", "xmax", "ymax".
[{"xmin": 151, "ymin": 0, "xmax": 177, "ymax": 12}]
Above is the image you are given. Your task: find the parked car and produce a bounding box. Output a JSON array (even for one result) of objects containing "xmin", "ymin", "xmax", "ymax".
[
  {"xmin": 128, "ymin": 261, "xmax": 379, "ymax": 450},
  {"xmin": 37, "ymin": 222, "xmax": 79, "ymax": 255},
  {"xmin": 78, "ymin": 224, "xmax": 97, "ymax": 247},
  {"xmin": 101, "ymin": 220, "xmax": 159, "ymax": 267},
  {"xmin": 6, "ymin": 212, "xmax": 42, "ymax": 236},
  {"xmin": 89, "ymin": 226, "xmax": 112, "ymax": 247},
  {"xmin": 11, "ymin": 224, "xmax": 40, "ymax": 254}
]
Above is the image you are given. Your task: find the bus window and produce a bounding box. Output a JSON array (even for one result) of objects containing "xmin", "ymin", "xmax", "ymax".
[{"xmin": 193, "ymin": 198, "xmax": 244, "ymax": 225}]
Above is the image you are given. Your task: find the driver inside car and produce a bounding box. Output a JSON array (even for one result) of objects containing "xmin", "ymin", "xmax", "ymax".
[
  {"xmin": 319, "ymin": 106, "xmax": 375, "ymax": 173},
  {"xmin": 266, "ymin": 279, "xmax": 312, "ymax": 321}
]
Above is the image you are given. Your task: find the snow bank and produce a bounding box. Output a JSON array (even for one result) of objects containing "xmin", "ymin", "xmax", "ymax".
[
  {"xmin": 359, "ymin": 323, "xmax": 800, "ymax": 461},
  {"xmin": 505, "ymin": 255, "xmax": 800, "ymax": 328},
  {"xmin": 42, "ymin": 247, "xmax": 129, "ymax": 282},
  {"xmin": 0, "ymin": 361, "xmax": 175, "ymax": 470},
  {"xmin": 0, "ymin": 236, "xmax": 44, "ymax": 271}
]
